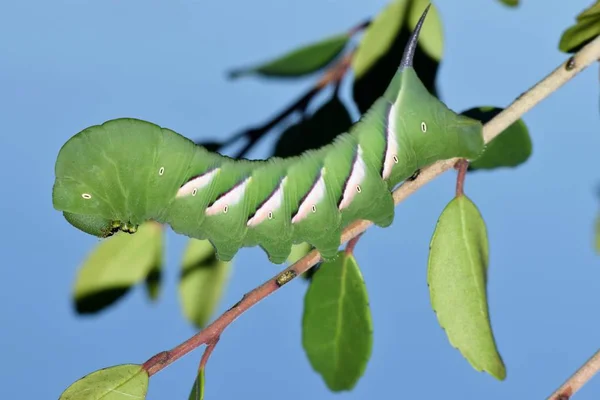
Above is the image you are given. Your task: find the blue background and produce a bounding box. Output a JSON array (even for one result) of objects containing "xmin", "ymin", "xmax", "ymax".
[{"xmin": 2, "ymin": 0, "xmax": 600, "ymax": 398}]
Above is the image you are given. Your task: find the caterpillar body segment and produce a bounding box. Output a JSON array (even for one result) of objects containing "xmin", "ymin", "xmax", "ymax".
[{"xmin": 52, "ymin": 5, "xmax": 486, "ymax": 263}]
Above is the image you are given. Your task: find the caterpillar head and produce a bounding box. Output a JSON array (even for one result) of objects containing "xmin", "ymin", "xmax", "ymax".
[{"xmin": 52, "ymin": 119, "xmax": 168, "ymax": 238}]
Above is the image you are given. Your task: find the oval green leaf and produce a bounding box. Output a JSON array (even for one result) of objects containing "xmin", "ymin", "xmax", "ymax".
[
  {"xmin": 352, "ymin": 0, "xmax": 443, "ymax": 79},
  {"xmin": 73, "ymin": 221, "xmax": 163, "ymax": 314},
  {"xmin": 228, "ymin": 33, "xmax": 349, "ymax": 79},
  {"xmin": 302, "ymin": 251, "xmax": 373, "ymax": 391},
  {"xmin": 179, "ymin": 239, "xmax": 232, "ymax": 329},
  {"xmin": 462, "ymin": 106, "xmax": 532, "ymax": 171},
  {"xmin": 60, "ymin": 364, "xmax": 148, "ymax": 400},
  {"xmin": 428, "ymin": 195, "xmax": 505, "ymax": 380},
  {"xmin": 188, "ymin": 368, "xmax": 205, "ymax": 400},
  {"xmin": 559, "ymin": 2, "xmax": 600, "ymax": 53},
  {"xmin": 498, "ymin": 0, "xmax": 519, "ymax": 7}
]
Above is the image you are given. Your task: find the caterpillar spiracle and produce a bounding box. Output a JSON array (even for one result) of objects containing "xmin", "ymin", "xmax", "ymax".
[{"xmin": 52, "ymin": 5, "xmax": 485, "ymax": 264}]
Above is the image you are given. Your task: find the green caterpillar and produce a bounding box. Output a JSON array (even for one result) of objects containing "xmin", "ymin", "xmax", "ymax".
[{"xmin": 52, "ymin": 5, "xmax": 485, "ymax": 264}]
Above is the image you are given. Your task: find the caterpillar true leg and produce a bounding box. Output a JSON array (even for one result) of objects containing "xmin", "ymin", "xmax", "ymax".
[{"xmin": 408, "ymin": 169, "xmax": 421, "ymax": 181}]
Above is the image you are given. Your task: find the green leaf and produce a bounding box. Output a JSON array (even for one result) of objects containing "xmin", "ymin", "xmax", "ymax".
[
  {"xmin": 559, "ymin": 1, "xmax": 600, "ymax": 53},
  {"xmin": 302, "ymin": 251, "xmax": 373, "ymax": 391},
  {"xmin": 272, "ymin": 95, "xmax": 353, "ymax": 158},
  {"xmin": 179, "ymin": 239, "xmax": 232, "ymax": 329},
  {"xmin": 351, "ymin": 0, "xmax": 443, "ymax": 113},
  {"xmin": 228, "ymin": 33, "xmax": 349, "ymax": 79},
  {"xmin": 498, "ymin": 0, "xmax": 519, "ymax": 7},
  {"xmin": 188, "ymin": 368, "xmax": 205, "ymax": 400},
  {"xmin": 60, "ymin": 364, "xmax": 148, "ymax": 400},
  {"xmin": 462, "ymin": 106, "xmax": 532, "ymax": 171},
  {"xmin": 428, "ymin": 195, "xmax": 505, "ymax": 380},
  {"xmin": 595, "ymin": 212, "xmax": 600, "ymax": 253},
  {"xmin": 578, "ymin": 1, "xmax": 600, "ymax": 20},
  {"xmin": 73, "ymin": 221, "xmax": 163, "ymax": 314}
]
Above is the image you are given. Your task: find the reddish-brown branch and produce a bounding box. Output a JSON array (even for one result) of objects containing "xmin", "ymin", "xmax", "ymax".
[
  {"xmin": 547, "ymin": 348, "xmax": 600, "ymax": 400},
  {"xmin": 455, "ymin": 159, "xmax": 469, "ymax": 197},
  {"xmin": 316, "ymin": 51, "xmax": 354, "ymax": 90}
]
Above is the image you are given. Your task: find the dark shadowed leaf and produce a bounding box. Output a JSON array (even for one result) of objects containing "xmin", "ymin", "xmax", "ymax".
[
  {"xmin": 462, "ymin": 106, "xmax": 532, "ymax": 171},
  {"xmin": 351, "ymin": 0, "xmax": 443, "ymax": 113},
  {"xmin": 228, "ymin": 33, "xmax": 349, "ymax": 79},
  {"xmin": 188, "ymin": 368, "xmax": 205, "ymax": 400},
  {"xmin": 498, "ymin": 0, "xmax": 519, "ymax": 7},
  {"xmin": 272, "ymin": 95, "xmax": 353, "ymax": 158},
  {"xmin": 144, "ymin": 261, "xmax": 162, "ymax": 302},
  {"xmin": 59, "ymin": 364, "xmax": 148, "ymax": 400},
  {"xmin": 301, "ymin": 262, "xmax": 321, "ymax": 281},
  {"xmin": 302, "ymin": 251, "xmax": 373, "ymax": 391},
  {"xmin": 179, "ymin": 239, "xmax": 232, "ymax": 329},
  {"xmin": 73, "ymin": 222, "xmax": 163, "ymax": 314},
  {"xmin": 272, "ymin": 119, "xmax": 310, "ymax": 158},
  {"xmin": 559, "ymin": 1, "xmax": 600, "ymax": 53},
  {"xmin": 428, "ymin": 195, "xmax": 505, "ymax": 380}
]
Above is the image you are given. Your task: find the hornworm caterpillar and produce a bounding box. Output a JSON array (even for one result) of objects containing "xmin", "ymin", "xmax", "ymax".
[{"xmin": 52, "ymin": 5, "xmax": 485, "ymax": 264}]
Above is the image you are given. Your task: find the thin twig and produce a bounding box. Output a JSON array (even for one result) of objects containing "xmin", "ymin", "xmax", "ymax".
[
  {"xmin": 199, "ymin": 337, "xmax": 220, "ymax": 371},
  {"xmin": 142, "ymin": 34, "xmax": 600, "ymax": 378},
  {"xmin": 455, "ymin": 159, "xmax": 469, "ymax": 197},
  {"xmin": 345, "ymin": 233, "xmax": 363, "ymax": 255},
  {"xmin": 348, "ymin": 19, "xmax": 371, "ymax": 36},
  {"xmin": 190, "ymin": 338, "xmax": 219, "ymax": 400},
  {"xmin": 547, "ymin": 348, "xmax": 600, "ymax": 399}
]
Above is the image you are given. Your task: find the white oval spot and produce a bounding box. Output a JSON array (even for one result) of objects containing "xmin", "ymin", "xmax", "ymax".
[
  {"xmin": 223, "ymin": 205, "xmax": 229, "ymax": 214},
  {"xmin": 420, "ymin": 122, "xmax": 427, "ymax": 133},
  {"xmin": 268, "ymin": 212, "xmax": 273, "ymax": 220},
  {"xmin": 393, "ymin": 155, "xmax": 399, "ymax": 164},
  {"xmin": 311, "ymin": 205, "xmax": 317, "ymax": 213},
  {"xmin": 192, "ymin": 188, "xmax": 198, "ymax": 196},
  {"xmin": 81, "ymin": 193, "xmax": 92, "ymax": 200},
  {"xmin": 356, "ymin": 185, "xmax": 362, "ymax": 193},
  {"xmin": 159, "ymin": 167, "xmax": 165, "ymax": 176}
]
